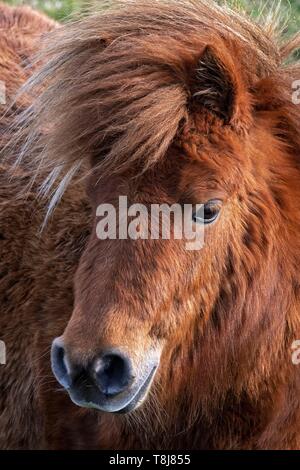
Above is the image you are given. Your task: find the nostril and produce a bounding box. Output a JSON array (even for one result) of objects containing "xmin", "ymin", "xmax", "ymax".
[
  {"xmin": 51, "ymin": 343, "xmax": 133, "ymax": 401},
  {"xmin": 51, "ymin": 338, "xmax": 72, "ymax": 389},
  {"xmin": 93, "ymin": 352, "xmax": 131, "ymax": 397}
]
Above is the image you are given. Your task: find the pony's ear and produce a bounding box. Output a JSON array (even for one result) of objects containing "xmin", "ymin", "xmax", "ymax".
[{"xmin": 190, "ymin": 45, "xmax": 249, "ymax": 127}]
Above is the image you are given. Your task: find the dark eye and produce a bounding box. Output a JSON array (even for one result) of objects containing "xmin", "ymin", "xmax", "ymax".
[{"xmin": 192, "ymin": 199, "xmax": 222, "ymax": 225}]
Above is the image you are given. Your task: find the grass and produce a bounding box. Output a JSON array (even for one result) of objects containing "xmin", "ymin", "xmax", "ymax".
[
  {"xmin": 3, "ymin": 0, "xmax": 88, "ymax": 21},
  {"xmin": 219, "ymin": 0, "xmax": 300, "ymax": 35},
  {"xmin": 2, "ymin": 0, "xmax": 300, "ymax": 34}
]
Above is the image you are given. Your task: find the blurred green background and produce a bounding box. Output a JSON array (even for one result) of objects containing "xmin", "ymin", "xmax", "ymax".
[{"xmin": 2, "ymin": 0, "xmax": 300, "ymax": 34}]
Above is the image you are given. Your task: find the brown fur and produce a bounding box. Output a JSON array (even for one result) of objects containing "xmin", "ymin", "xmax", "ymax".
[{"xmin": 1, "ymin": 0, "xmax": 300, "ymax": 449}]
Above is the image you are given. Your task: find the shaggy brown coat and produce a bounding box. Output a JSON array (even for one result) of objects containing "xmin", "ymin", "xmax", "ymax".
[{"xmin": 1, "ymin": 0, "xmax": 300, "ymax": 449}]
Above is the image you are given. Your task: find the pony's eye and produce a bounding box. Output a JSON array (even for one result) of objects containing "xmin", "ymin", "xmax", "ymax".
[{"xmin": 192, "ymin": 199, "xmax": 222, "ymax": 225}]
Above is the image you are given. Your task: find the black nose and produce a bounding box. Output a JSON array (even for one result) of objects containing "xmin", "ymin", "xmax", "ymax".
[
  {"xmin": 51, "ymin": 338, "xmax": 132, "ymax": 398},
  {"xmin": 51, "ymin": 338, "xmax": 72, "ymax": 389},
  {"xmin": 93, "ymin": 352, "xmax": 131, "ymax": 396}
]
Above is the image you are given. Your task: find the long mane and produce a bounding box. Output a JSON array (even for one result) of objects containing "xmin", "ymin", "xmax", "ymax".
[{"xmin": 6, "ymin": 0, "xmax": 300, "ymax": 221}]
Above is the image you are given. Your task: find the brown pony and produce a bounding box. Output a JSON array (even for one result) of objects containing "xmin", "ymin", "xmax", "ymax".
[{"xmin": 1, "ymin": 0, "xmax": 300, "ymax": 450}]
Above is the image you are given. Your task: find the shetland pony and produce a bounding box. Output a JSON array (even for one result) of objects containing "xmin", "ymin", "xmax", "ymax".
[{"xmin": 1, "ymin": 0, "xmax": 300, "ymax": 449}]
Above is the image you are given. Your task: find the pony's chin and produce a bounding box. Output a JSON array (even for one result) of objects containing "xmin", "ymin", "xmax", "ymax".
[{"xmin": 67, "ymin": 365, "xmax": 157, "ymax": 414}]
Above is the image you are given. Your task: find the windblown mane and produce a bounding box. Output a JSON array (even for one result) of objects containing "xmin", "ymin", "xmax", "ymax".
[{"xmin": 6, "ymin": 0, "xmax": 300, "ymax": 221}]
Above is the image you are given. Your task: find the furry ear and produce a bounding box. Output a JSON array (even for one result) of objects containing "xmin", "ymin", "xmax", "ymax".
[{"xmin": 190, "ymin": 45, "xmax": 249, "ymax": 127}]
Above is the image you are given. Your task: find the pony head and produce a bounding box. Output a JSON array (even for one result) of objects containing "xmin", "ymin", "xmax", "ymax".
[{"xmin": 15, "ymin": 1, "xmax": 300, "ymax": 425}]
